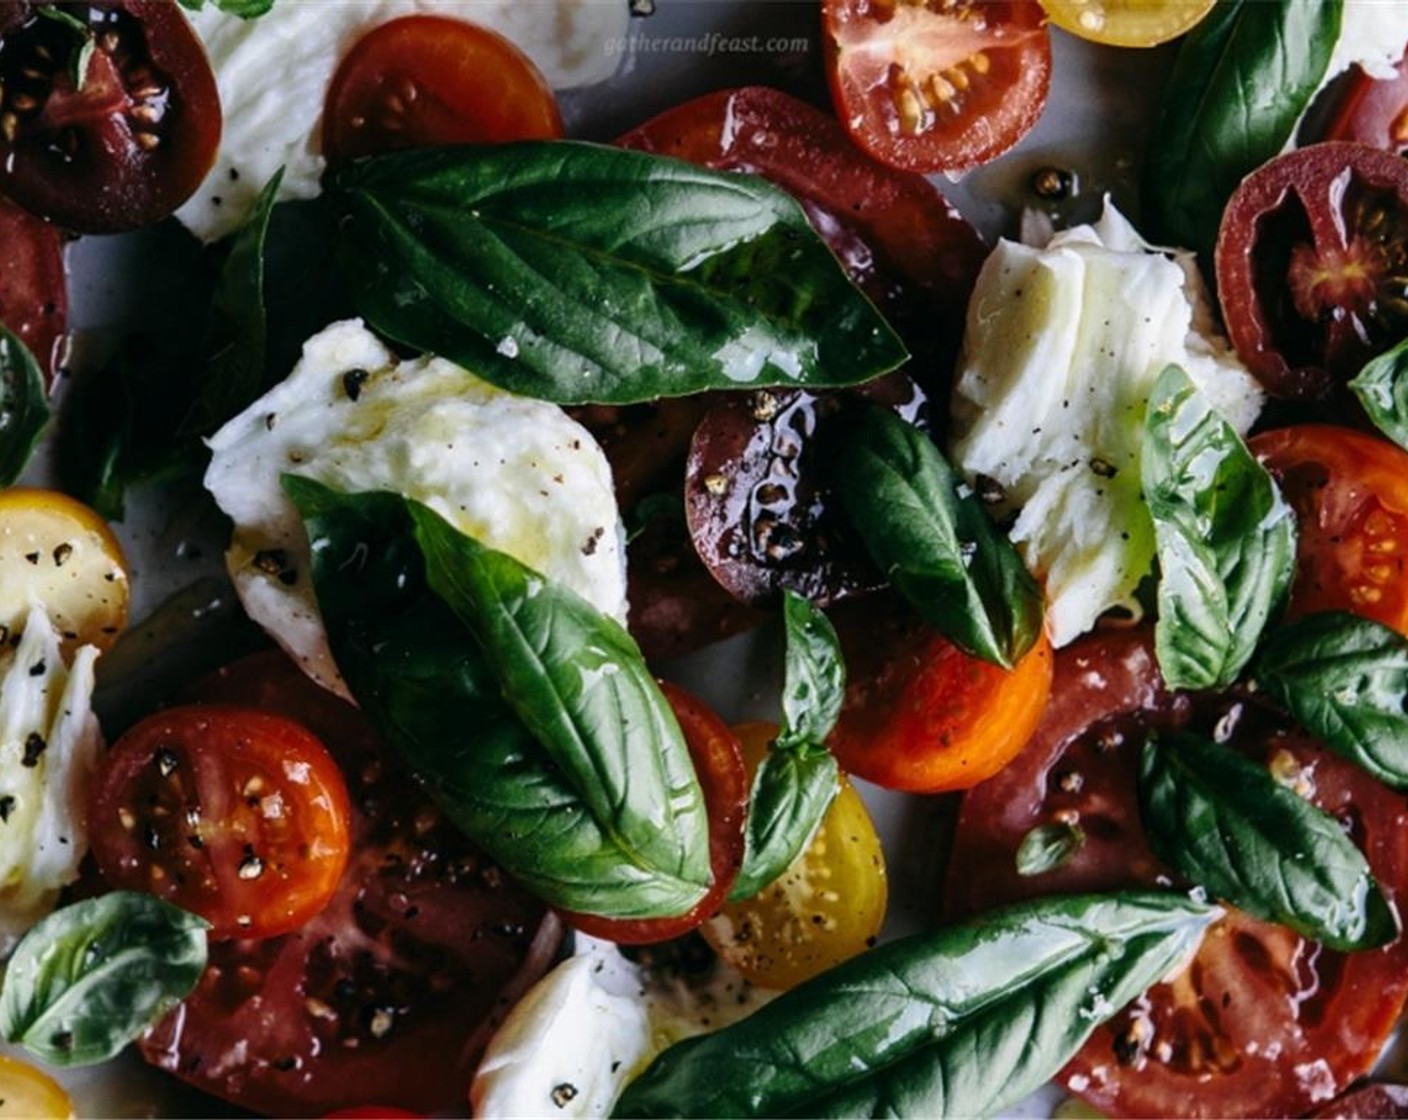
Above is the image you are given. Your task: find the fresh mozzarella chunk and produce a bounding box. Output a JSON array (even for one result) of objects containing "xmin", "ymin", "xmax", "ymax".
[
  {"xmin": 178, "ymin": 0, "xmax": 626, "ymax": 241},
  {"xmin": 204, "ymin": 319, "xmax": 627, "ymax": 700},
  {"xmin": 0, "ymin": 606, "xmax": 100, "ymax": 955},
  {"xmin": 949, "ymin": 202, "xmax": 1263, "ymax": 647}
]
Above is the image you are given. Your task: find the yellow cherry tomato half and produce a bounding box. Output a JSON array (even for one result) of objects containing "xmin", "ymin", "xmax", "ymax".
[
  {"xmin": 701, "ymin": 724, "xmax": 887, "ymax": 991},
  {"xmin": 0, "ymin": 488, "xmax": 129, "ymax": 657},
  {"xmin": 0, "ymin": 1054, "xmax": 75, "ymax": 1119},
  {"xmin": 1039, "ymin": 0, "xmax": 1216, "ymax": 47}
]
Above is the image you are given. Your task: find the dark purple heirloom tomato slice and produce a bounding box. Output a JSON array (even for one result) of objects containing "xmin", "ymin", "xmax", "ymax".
[
  {"xmin": 1312, "ymin": 1083, "xmax": 1408, "ymax": 1119},
  {"xmin": 1311, "ymin": 46, "xmax": 1408, "ymax": 156},
  {"xmin": 0, "ymin": 195, "xmax": 65, "ymax": 385},
  {"xmin": 0, "ymin": 1, "xmax": 220, "ymax": 233}
]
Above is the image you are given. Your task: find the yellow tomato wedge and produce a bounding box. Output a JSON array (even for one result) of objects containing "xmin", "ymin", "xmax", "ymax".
[
  {"xmin": 0, "ymin": 489, "xmax": 129, "ymax": 658},
  {"xmin": 0, "ymin": 1054, "xmax": 75, "ymax": 1119},
  {"xmin": 1039, "ymin": 0, "xmax": 1215, "ymax": 47},
  {"xmin": 702, "ymin": 724, "xmax": 887, "ymax": 990}
]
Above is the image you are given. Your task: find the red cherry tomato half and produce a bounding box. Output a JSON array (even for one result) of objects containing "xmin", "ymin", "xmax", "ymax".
[
  {"xmin": 137, "ymin": 652, "xmax": 562, "ymax": 1117},
  {"xmin": 1216, "ymin": 142, "xmax": 1408, "ymax": 401},
  {"xmin": 1314, "ymin": 49, "xmax": 1408, "ymax": 156},
  {"xmin": 0, "ymin": 1, "xmax": 221, "ymax": 233},
  {"xmin": 945, "ymin": 628, "xmax": 1408, "ymax": 1119},
  {"xmin": 90, "ymin": 705, "xmax": 351, "ymax": 940},
  {"xmin": 0, "ymin": 196, "xmax": 64, "ymax": 385},
  {"xmin": 1252, "ymin": 425, "xmax": 1408, "ymax": 636},
  {"xmin": 821, "ymin": 0, "xmax": 1051, "ymax": 173},
  {"xmin": 564, "ymin": 681, "xmax": 748, "ymax": 945},
  {"xmin": 323, "ymin": 15, "xmax": 562, "ymax": 163}
]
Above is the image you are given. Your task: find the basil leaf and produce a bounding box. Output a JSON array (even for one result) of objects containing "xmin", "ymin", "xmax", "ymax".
[
  {"xmin": 327, "ymin": 142, "xmax": 907, "ymax": 405},
  {"xmin": 832, "ymin": 406, "xmax": 1042, "ymax": 669},
  {"xmin": 36, "ymin": 6, "xmax": 93, "ymax": 89},
  {"xmin": 176, "ymin": 0, "xmax": 275, "ymax": 16},
  {"xmin": 0, "ymin": 892, "xmax": 208, "ymax": 1067},
  {"xmin": 290, "ymin": 477, "xmax": 711, "ymax": 919},
  {"xmin": 777, "ymin": 590, "xmax": 845, "ymax": 751},
  {"xmin": 624, "ymin": 492, "xmax": 685, "ymax": 544},
  {"xmin": 1015, "ymin": 821, "xmax": 1084, "ymax": 877},
  {"xmin": 1142, "ymin": 0, "xmax": 1342, "ymax": 264},
  {"xmin": 0, "ymin": 326, "xmax": 49, "ymax": 486},
  {"xmin": 1254, "ymin": 610, "xmax": 1408, "ymax": 790},
  {"xmin": 731, "ymin": 750, "xmax": 840, "ymax": 903},
  {"xmin": 1349, "ymin": 336, "xmax": 1408, "ymax": 451},
  {"xmin": 1143, "ymin": 365, "xmax": 1295, "ymax": 690},
  {"xmin": 1138, "ymin": 732, "xmax": 1394, "ymax": 951},
  {"xmin": 614, "ymin": 892, "xmax": 1217, "ymax": 1118}
]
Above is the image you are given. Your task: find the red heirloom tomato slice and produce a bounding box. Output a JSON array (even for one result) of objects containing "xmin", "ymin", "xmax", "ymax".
[
  {"xmin": 1216, "ymin": 142, "xmax": 1408, "ymax": 401},
  {"xmin": 0, "ymin": 1, "xmax": 220, "ymax": 233},
  {"xmin": 137, "ymin": 652, "xmax": 563, "ymax": 1117},
  {"xmin": 1312, "ymin": 1083, "xmax": 1408, "ymax": 1119},
  {"xmin": 90, "ymin": 705, "xmax": 352, "ymax": 940},
  {"xmin": 945, "ymin": 628, "xmax": 1408, "ymax": 1119},
  {"xmin": 1313, "ymin": 49, "xmax": 1408, "ymax": 155},
  {"xmin": 322, "ymin": 15, "xmax": 562, "ymax": 163},
  {"xmin": 565, "ymin": 681, "xmax": 748, "ymax": 945},
  {"xmin": 0, "ymin": 196, "xmax": 65, "ymax": 385},
  {"xmin": 1251, "ymin": 425, "xmax": 1408, "ymax": 636},
  {"xmin": 821, "ymin": 0, "xmax": 1051, "ymax": 173}
]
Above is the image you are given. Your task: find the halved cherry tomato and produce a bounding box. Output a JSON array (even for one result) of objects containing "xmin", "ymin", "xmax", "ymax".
[
  {"xmin": 1251, "ymin": 425, "xmax": 1408, "ymax": 635},
  {"xmin": 89, "ymin": 705, "xmax": 351, "ymax": 939},
  {"xmin": 1216, "ymin": 142, "xmax": 1408, "ymax": 400},
  {"xmin": 826, "ymin": 595, "xmax": 1054, "ymax": 792},
  {"xmin": 323, "ymin": 15, "xmax": 562, "ymax": 164},
  {"xmin": 1038, "ymin": 0, "xmax": 1214, "ymax": 47},
  {"xmin": 138, "ymin": 651, "xmax": 562, "ymax": 1116},
  {"xmin": 821, "ymin": 0, "xmax": 1051, "ymax": 173},
  {"xmin": 565, "ymin": 681, "xmax": 748, "ymax": 945},
  {"xmin": 0, "ymin": 197, "xmax": 65, "ymax": 385},
  {"xmin": 945, "ymin": 627, "xmax": 1408, "ymax": 1119},
  {"xmin": 1313, "ymin": 1083, "xmax": 1408, "ymax": 1119},
  {"xmin": 0, "ymin": 1054, "xmax": 74, "ymax": 1119},
  {"xmin": 1312, "ymin": 48, "xmax": 1408, "ymax": 156},
  {"xmin": 701, "ymin": 723, "xmax": 886, "ymax": 990},
  {"xmin": 0, "ymin": 1, "xmax": 221, "ymax": 233}
]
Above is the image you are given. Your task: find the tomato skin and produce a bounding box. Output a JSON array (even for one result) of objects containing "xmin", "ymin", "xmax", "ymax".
[
  {"xmin": 1311, "ymin": 1083, "xmax": 1408, "ymax": 1119},
  {"xmin": 0, "ymin": 1, "xmax": 221, "ymax": 233},
  {"xmin": 1038, "ymin": 0, "xmax": 1215, "ymax": 47},
  {"xmin": 1314, "ymin": 49, "xmax": 1408, "ymax": 155},
  {"xmin": 1251, "ymin": 425, "xmax": 1408, "ymax": 636},
  {"xmin": 0, "ymin": 196, "xmax": 65, "ymax": 385},
  {"xmin": 822, "ymin": 0, "xmax": 1051, "ymax": 173},
  {"xmin": 565, "ymin": 682, "xmax": 748, "ymax": 945},
  {"xmin": 322, "ymin": 15, "xmax": 562, "ymax": 164},
  {"xmin": 0, "ymin": 1053, "xmax": 74, "ymax": 1119}
]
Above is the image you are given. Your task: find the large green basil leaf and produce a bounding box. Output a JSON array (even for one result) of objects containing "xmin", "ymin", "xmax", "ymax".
[
  {"xmin": 326, "ymin": 142, "xmax": 907, "ymax": 405},
  {"xmin": 1254, "ymin": 610, "xmax": 1408, "ymax": 790},
  {"xmin": 1138, "ymin": 732, "xmax": 1394, "ymax": 952},
  {"xmin": 1142, "ymin": 0, "xmax": 1342, "ymax": 264},
  {"xmin": 1349, "ymin": 336, "xmax": 1408, "ymax": 451},
  {"xmin": 0, "ymin": 892, "xmax": 208, "ymax": 1066},
  {"xmin": 1143, "ymin": 365, "xmax": 1295, "ymax": 689},
  {"xmin": 614, "ymin": 892, "xmax": 1217, "ymax": 1118},
  {"xmin": 0, "ymin": 326, "xmax": 49, "ymax": 486},
  {"xmin": 289, "ymin": 477, "xmax": 711, "ymax": 919},
  {"xmin": 832, "ymin": 406, "xmax": 1042, "ymax": 669}
]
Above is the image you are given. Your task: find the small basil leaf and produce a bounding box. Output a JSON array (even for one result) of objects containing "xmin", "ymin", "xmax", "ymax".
[
  {"xmin": 833, "ymin": 406, "xmax": 1042, "ymax": 669},
  {"xmin": 1254, "ymin": 610, "xmax": 1408, "ymax": 790},
  {"xmin": 1138, "ymin": 732, "xmax": 1394, "ymax": 952},
  {"xmin": 777, "ymin": 590, "xmax": 845, "ymax": 751},
  {"xmin": 624, "ymin": 492, "xmax": 685, "ymax": 544},
  {"xmin": 614, "ymin": 892, "xmax": 1218, "ymax": 1118},
  {"xmin": 1349, "ymin": 336, "xmax": 1408, "ymax": 451},
  {"xmin": 0, "ymin": 892, "xmax": 208, "ymax": 1067},
  {"xmin": 0, "ymin": 326, "xmax": 49, "ymax": 486},
  {"xmin": 730, "ymin": 750, "xmax": 840, "ymax": 903},
  {"xmin": 1143, "ymin": 365, "xmax": 1295, "ymax": 690},
  {"xmin": 35, "ymin": 6, "xmax": 93, "ymax": 88},
  {"xmin": 327, "ymin": 142, "xmax": 907, "ymax": 405},
  {"xmin": 1015, "ymin": 821, "xmax": 1084, "ymax": 878},
  {"xmin": 176, "ymin": 0, "xmax": 275, "ymax": 15}
]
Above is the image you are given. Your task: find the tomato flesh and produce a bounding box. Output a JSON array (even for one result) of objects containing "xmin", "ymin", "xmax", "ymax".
[
  {"xmin": 1313, "ymin": 46, "xmax": 1408, "ymax": 156},
  {"xmin": 0, "ymin": 196, "xmax": 65, "ymax": 384},
  {"xmin": 1038, "ymin": 0, "xmax": 1215, "ymax": 47}
]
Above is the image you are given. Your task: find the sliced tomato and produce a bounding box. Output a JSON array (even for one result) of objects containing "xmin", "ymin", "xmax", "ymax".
[
  {"xmin": 564, "ymin": 681, "xmax": 747, "ymax": 945},
  {"xmin": 945, "ymin": 627, "xmax": 1408, "ymax": 1119},
  {"xmin": 821, "ymin": 0, "xmax": 1051, "ymax": 173},
  {"xmin": 89, "ymin": 705, "xmax": 351, "ymax": 940},
  {"xmin": 825, "ymin": 594, "xmax": 1053, "ymax": 792},
  {"xmin": 1251, "ymin": 425, "xmax": 1408, "ymax": 635},
  {"xmin": 1312, "ymin": 1083, "xmax": 1408, "ymax": 1119},
  {"xmin": 0, "ymin": 196, "xmax": 65, "ymax": 385},
  {"xmin": 0, "ymin": 1054, "xmax": 74, "ymax": 1119},
  {"xmin": 1312, "ymin": 48, "xmax": 1408, "ymax": 156},
  {"xmin": 322, "ymin": 15, "xmax": 562, "ymax": 164},
  {"xmin": 137, "ymin": 652, "xmax": 562, "ymax": 1117},
  {"xmin": 1039, "ymin": 0, "xmax": 1214, "ymax": 47},
  {"xmin": 1216, "ymin": 142, "xmax": 1408, "ymax": 401},
  {"xmin": 0, "ymin": 1, "xmax": 221, "ymax": 233}
]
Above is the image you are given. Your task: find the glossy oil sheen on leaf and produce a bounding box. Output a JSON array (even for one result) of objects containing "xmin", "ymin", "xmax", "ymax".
[
  {"xmin": 0, "ymin": 892, "xmax": 208, "ymax": 1067},
  {"xmin": 288, "ymin": 477, "xmax": 711, "ymax": 919},
  {"xmin": 326, "ymin": 142, "xmax": 907, "ymax": 404},
  {"xmin": 1143, "ymin": 365, "xmax": 1296, "ymax": 689},
  {"xmin": 1349, "ymin": 337, "xmax": 1408, "ymax": 452},
  {"xmin": 0, "ymin": 326, "xmax": 49, "ymax": 486},
  {"xmin": 1254, "ymin": 610, "xmax": 1408, "ymax": 790},
  {"xmin": 613, "ymin": 892, "xmax": 1217, "ymax": 1118},
  {"xmin": 1138, "ymin": 732, "xmax": 1395, "ymax": 952}
]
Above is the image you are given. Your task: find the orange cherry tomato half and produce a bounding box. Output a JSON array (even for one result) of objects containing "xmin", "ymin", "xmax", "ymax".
[
  {"xmin": 322, "ymin": 15, "xmax": 562, "ymax": 163},
  {"xmin": 564, "ymin": 681, "xmax": 748, "ymax": 945},
  {"xmin": 827, "ymin": 596, "xmax": 1054, "ymax": 792},
  {"xmin": 89, "ymin": 705, "xmax": 352, "ymax": 939}
]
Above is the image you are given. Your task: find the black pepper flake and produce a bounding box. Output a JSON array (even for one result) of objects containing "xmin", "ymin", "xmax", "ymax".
[
  {"xmin": 52, "ymin": 1031, "xmax": 74, "ymax": 1054},
  {"xmin": 0, "ymin": 796, "xmax": 15, "ymax": 823},
  {"xmin": 1089, "ymin": 457, "xmax": 1118, "ymax": 479},
  {"xmin": 253, "ymin": 549, "xmax": 298, "ymax": 586},
  {"xmin": 581, "ymin": 526, "xmax": 605, "ymax": 557},
  {"xmin": 22, "ymin": 732, "xmax": 46, "ymax": 767},
  {"xmin": 52, "ymin": 542, "xmax": 73, "ymax": 567},
  {"xmin": 23, "ymin": 551, "xmax": 38, "ymax": 565},
  {"xmin": 342, "ymin": 367, "xmax": 370, "ymax": 401},
  {"xmin": 551, "ymin": 1083, "xmax": 579, "ymax": 1108}
]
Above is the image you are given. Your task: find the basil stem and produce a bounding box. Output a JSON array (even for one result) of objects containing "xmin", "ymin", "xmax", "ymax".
[{"xmin": 0, "ymin": 326, "xmax": 49, "ymax": 486}]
